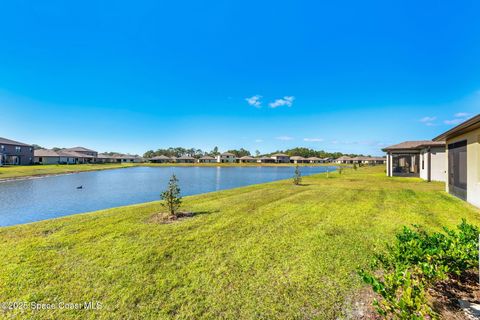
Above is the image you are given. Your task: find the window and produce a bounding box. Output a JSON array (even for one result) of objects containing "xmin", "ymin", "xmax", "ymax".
[
  {"xmin": 15, "ymin": 146, "xmax": 21, "ymax": 152},
  {"xmin": 0, "ymin": 145, "xmax": 4, "ymax": 151}
]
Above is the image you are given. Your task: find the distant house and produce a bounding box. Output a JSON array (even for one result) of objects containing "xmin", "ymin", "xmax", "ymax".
[
  {"xmin": 216, "ymin": 152, "xmax": 236, "ymax": 163},
  {"xmin": 198, "ymin": 156, "xmax": 216, "ymax": 163},
  {"xmin": 271, "ymin": 153, "xmax": 290, "ymax": 163},
  {"xmin": 290, "ymin": 156, "xmax": 308, "ymax": 164},
  {"xmin": 62, "ymin": 147, "xmax": 98, "ymax": 159},
  {"xmin": 433, "ymin": 114, "xmax": 480, "ymax": 207},
  {"xmin": 110, "ymin": 154, "xmax": 142, "ymax": 163},
  {"xmin": 150, "ymin": 155, "xmax": 171, "ymax": 163},
  {"xmin": 177, "ymin": 155, "xmax": 195, "ymax": 163},
  {"xmin": 257, "ymin": 157, "xmax": 275, "ymax": 163},
  {"xmin": 306, "ymin": 157, "xmax": 323, "ymax": 164},
  {"xmin": 34, "ymin": 149, "xmax": 78, "ymax": 164},
  {"xmin": 96, "ymin": 154, "xmax": 115, "ymax": 163},
  {"xmin": 238, "ymin": 156, "xmax": 257, "ymax": 163},
  {"xmin": 382, "ymin": 141, "xmax": 446, "ymax": 182},
  {"xmin": 335, "ymin": 156, "xmax": 353, "ymax": 164},
  {"xmin": 0, "ymin": 137, "xmax": 34, "ymax": 166}
]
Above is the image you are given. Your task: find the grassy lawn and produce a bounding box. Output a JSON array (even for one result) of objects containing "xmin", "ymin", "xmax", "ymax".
[
  {"xmin": 0, "ymin": 162, "xmax": 337, "ymax": 180},
  {"xmin": 0, "ymin": 166, "xmax": 478, "ymax": 319}
]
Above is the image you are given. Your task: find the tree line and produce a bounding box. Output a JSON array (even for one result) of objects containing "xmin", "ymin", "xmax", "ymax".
[{"xmin": 143, "ymin": 146, "xmax": 367, "ymax": 159}]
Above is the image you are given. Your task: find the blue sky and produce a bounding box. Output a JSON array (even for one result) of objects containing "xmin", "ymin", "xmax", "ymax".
[{"xmin": 1, "ymin": 1, "xmax": 479, "ymax": 156}]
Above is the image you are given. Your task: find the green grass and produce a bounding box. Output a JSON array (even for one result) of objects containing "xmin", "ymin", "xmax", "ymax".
[
  {"xmin": 0, "ymin": 162, "xmax": 337, "ymax": 180},
  {"xmin": 0, "ymin": 166, "xmax": 478, "ymax": 319}
]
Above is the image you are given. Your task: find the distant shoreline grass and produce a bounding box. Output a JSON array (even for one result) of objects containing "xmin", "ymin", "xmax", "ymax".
[
  {"xmin": 0, "ymin": 162, "xmax": 341, "ymax": 181},
  {"xmin": 0, "ymin": 166, "xmax": 478, "ymax": 319}
]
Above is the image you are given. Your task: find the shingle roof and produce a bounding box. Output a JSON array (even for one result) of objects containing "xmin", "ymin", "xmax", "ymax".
[
  {"xmin": 60, "ymin": 150, "xmax": 94, "ymax": 158},
  {"xmin": 306, "ymin": 157, "xmax": 322, "ymax": 160},
  {"xmin": 0, "ymin": 137, "xmax": 32, "ymax": 147},
  {"xmin": 271, "ymin": 153, "xmax": 289, "ymax": 157},
  {"xmin": 177, "ymin": 155, "xmax": 195, "ymax": 160},
  {"xmin": 34, "ymin": 149, "xmax": 60, "ymax": 157},
  {"xmin": 63, "ymin": 147, "xmax": 97, "ymax": 153},
  {"xmin": 221, "ymin": 152, "xmax": 236, "ymax": 156},
  {"xmin": 151, "ymin": 155, "xmax": 171, "ymax": 160},
  {"xmin": 239, "ymin": 156, "xmax": 255, "ymax": 160},
  {"xmin": 382, "ymin": 141, "xmax": 445, "ymax": 151},
  {"xmin": 336, "ymin": 156, "xmax": 353, "ymax": 161},
  {"xmin": 199, "ymin": 156, "xmax": 215, "ymax": 160},
  {"xmin": 290, "ymin": 156, "xmax": 306, "ymax": 160}
]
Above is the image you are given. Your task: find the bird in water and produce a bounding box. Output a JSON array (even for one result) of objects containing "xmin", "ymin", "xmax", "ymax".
[{"xmin": 77, "ymin": 185, "xmax": 83, "ymax": 189}]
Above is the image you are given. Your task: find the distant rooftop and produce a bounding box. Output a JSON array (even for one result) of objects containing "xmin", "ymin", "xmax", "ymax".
[
  {"xmin": 63, "ymin": 147, "xmax": 97, "ymax": 153},
  {"xmin": 0, "ymin": 137, "xmax": 32, "ymax": 147}
]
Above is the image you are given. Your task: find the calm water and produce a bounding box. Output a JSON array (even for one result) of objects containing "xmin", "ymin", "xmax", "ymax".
[{"xmin": 0, "ymin": 166, "xmax": 337, "ymax": 226}]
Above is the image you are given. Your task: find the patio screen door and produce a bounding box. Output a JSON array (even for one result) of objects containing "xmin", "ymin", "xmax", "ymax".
[{"xmin": 448, "ymin": 140, "xmax": 467, "ymax": 200}]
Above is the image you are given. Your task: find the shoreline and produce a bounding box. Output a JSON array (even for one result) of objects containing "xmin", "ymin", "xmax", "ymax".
[{"xmin": 0, "ymin": 163, "xmax": 341, "ymax": 182}]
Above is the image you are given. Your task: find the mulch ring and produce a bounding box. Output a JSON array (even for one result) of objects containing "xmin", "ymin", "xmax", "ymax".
[{"xmin": 148, "ymin": 212, "xmax": 195, "ymax": 224}]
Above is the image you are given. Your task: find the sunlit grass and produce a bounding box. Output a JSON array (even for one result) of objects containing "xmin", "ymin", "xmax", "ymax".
[{"xmin": 0, "ymin": 166, "xmax": 478, "ymax": 319}]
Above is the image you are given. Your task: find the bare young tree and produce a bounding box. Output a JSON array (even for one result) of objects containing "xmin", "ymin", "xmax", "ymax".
[{"xmin": 160, "ymin": 174, "xmax": 182, "ymax": 217}]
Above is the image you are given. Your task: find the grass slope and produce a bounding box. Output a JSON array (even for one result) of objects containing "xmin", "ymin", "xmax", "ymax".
[{"xmin": 0, "ymin": 167, "xmax": 478, "ymax": 319}]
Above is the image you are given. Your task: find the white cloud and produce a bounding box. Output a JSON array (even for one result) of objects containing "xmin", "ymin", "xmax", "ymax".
[
  {"xmin": 444, "ymin": 119, "xmax": 464, "ymax": 125},
  {"xmin": 269, "ymin": 96, "xmax": 295, "ymax": 108},
  {"xmin": 245, "ymin": 95, "xmax": 262, "ymax": 108},
  {"xmin": 420, "ymin": 116, "xmax": 436, "ymax": 123},
  {"xmin": 303, "ymin": 138, "xmax": 324, "ymax": 142},
  {"xmin": 276, "ymin": 136, "xmax": 294, "ymax": 141},
  {"xmin": 444, "ymin": 112, "xmax": 472, "ymax": 126},
  {"xmin": 254, "ymin": 139, "xmax": 263, "ymax": 143}
]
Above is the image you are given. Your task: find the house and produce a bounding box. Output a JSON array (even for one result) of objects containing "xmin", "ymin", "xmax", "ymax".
[
  {"xmin": 257, "ymin": 157, "xmax": 276, "ymax": 163},
  {"xmin": 382, "ymin": 141, "xmax": 446, "ymax": 182},
  {"xmin": 177, "ymin": 155, "xmax": 195, "ymax": 163},
  {"xmin": 0, "ymin": 137, "xmax": 34, "ymax": 166},
  {"xmin": 335, "ymin": 156, "xmax": 353, "ymax": 164},
  {"xmin": 150, "ymin": 155, "xmax": 171, "ymax": 163},
  {"xmin": 238, "ymin": 156, "xmax": 257, "ymax": 163},
  {"xmin": 307, "ymin": 157, "xmax": 323, "ymax": 164},
  {"xmin": 96, "ymin": 154, "xmax": 115, "ymax": 163},
  {"xmin": 198, "ymin": 156, "xmax": 216, "ymax": 163},
  {"xmin": 290, "ymin": 156, "xmax": 308, "ymax": 164},
  {"xmin": 34, "ymin": 149, "xmax": 78, "ymax": 164},
  {"xmin": 433, "ymin": 114, "xmax": 480, "ymax": 207},
  {"xmin": 370, "ymin": 157, "xmax": 387, "ymax": 165},
  {"xmin": 216, "ymin": 152, "xmax": 236, "ymax": 163},
  {"xmin": 110, "ymin": 154, "xmax": 142, "ymax": 163},
  {"xmin": 62, "ymin": 147, "xmax": 98, "ymax": 163},
  {"xmin": 271, "ymin": 153, "xmax": 290, "ymax": 163}
]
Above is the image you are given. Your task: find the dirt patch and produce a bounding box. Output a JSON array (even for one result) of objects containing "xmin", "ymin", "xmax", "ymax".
[
  {"xmin": 429, "ymin": 270, "xmax": 480, "ymax": 319},
  {"xmin": 148, "ymin": 212, "xmax": 195, "ymax": 224},
  {"xmin": 353, "ymin": 270, "xmax": 480, "ymax": 319}
]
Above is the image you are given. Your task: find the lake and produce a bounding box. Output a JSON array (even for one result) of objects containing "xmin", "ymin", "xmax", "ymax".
[{"xmin": 0, "ymin": 166, "xmax": 337, "ymax": 226}]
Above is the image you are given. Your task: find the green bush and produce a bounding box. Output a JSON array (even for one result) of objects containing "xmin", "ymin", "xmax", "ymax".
[{"xmin": 359, "ymin": 220, "xmax": 479, "ymax": 319}]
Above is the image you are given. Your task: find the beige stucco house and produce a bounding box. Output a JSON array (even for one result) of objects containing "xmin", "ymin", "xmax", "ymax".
[
  {"xmin": 382, "ymin": 141, "xmax": 446, "ymax": 182},
  {"xmin": 433, "ymin": 114, "xmax": 480, "ymax": 207},
  {"xmin": 216, "ymin": 152, "xmax": 236, "ymax": 163},
  {"xmin": 271, "ymin": 153, "xmax": 290, "ymax": 163}
]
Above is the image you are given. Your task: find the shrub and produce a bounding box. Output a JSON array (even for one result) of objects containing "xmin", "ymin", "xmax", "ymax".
[
  {"xmin": 353, "ymin": 163, "xmax": 358, "ymax": 170},
  {"xmin": 293, "ymin": 165, "xmax": 302, "ymax": 185},
  {"xmin": 160, "ymin": 174, "xmax": 182, "ymax": 217},
  {"xmin": 338, "ymin": 167, "xmax": 344, "ymax": 175},
  {"xmin": 359, "ymin": 220, "xmax": 479, "ymax": 319}
]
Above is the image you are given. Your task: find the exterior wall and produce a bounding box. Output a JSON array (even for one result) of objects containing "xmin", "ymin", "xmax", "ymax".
[
  {"xmin": 446, "ymin": 128, "xmax": 480, "ymax": 208},
  {"xmin": 272, "ymin": 156, "xmax": 290, "ymax": 163},
  {"xmin": 216, "ymin": 155, "xmax": 236, "ymax": 163},
  {"xmin": 0, "ymin": 143, "xmax": 34, "ymax": 165},
  {"xmin": 419, "ymin": 147, "xmax": 446, "ymax": 182}
]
